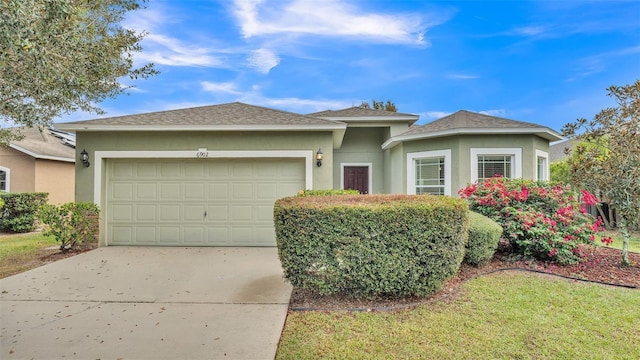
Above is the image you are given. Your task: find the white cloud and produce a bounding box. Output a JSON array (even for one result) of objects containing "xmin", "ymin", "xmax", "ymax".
[
  {"xmin": 124, "ymin": 4, "xmax": 224, "ymax": 67},
  {"xmin": 247, "ymin": 48, "xmax": 281, "ymax": 74},
  {"xmin": 259, "ymin": 97, "xmax": 352, "ymax": 113},
  {"xmin": 447, "ymin": 73, "xmax": 479, "ymax": 80},
  {"xmin": 568, "ymin": 45, "xmax": 640, "ymax": 81},
  {"xmin": 421, "ymin": 111, "xmax": 452, "ymax": 120},
  {"xmin": 232, "ymin": 0, "xmax": 433, "ymax": 45},
  {"xmin": 512, "ymin": 25, "xmax": 547, "ymax": 37},
  {"xmin": 139, "ymin": 34, "xmax": 223, "ymax": 67},
  {"xmin": 478, "ymin": 109, "xmax": 507, "ymax": 117},
  {"xmin": 201, "ymin": 81, "xmax": 241, "ymax": 94}
]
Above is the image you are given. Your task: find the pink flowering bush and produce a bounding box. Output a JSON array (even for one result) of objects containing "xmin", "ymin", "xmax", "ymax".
[{"xmin": 459, "ymin": 177, "xmax": 604, "ymax": 265}]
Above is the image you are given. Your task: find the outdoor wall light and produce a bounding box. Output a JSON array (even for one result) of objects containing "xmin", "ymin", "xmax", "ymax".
[
  {"xmin": 316, "ymin": 149, "xmax": 324, "ymax": 167},
  {"xmin": 80, "ymin": 149, "xmax": 90, "ymax": 168}
]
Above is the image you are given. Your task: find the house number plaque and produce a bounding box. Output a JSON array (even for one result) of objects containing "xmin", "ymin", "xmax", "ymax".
[{"xmin": 196, "ymin": 148, "xmax": 209, "ymax": 158}]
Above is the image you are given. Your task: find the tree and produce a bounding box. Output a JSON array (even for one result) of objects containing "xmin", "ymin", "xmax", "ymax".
[
  {"xmin": 359, "ymin": 99, "xmax": 398, "ymax": 112},
  {"xmin": 550, "ymin": 160, "xmax": 571, "ymax": 185},
  {"xmin": 562, "ymin": 80, "xmax": 640, "ymax": 266},
  {"xmin": 1, "ymin": 0, "xmax": 157, "ymax": 144}
]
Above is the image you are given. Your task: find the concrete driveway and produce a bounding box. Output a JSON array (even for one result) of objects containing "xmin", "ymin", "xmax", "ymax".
[{"xmin": 0, "ymin": 247, "xmax": 293, "ymax": 360}]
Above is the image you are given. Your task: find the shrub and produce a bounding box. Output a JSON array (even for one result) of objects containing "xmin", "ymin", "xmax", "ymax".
[
  {"xmin": 296, "ymin": 189, "xmax": 360, "ymax": 196},
  {"xmin": 0, "ymin": 192, "xmax": 48, "ymax": 233},
  {"xmin": 274, "ymin": 194, "xmax": 469, "ymax": 298},
  {"xmin": 459, "ymin": 177, "xmax": 602, "ymax": 265},
  {"xmin": 464, "ymin": 212, "xmax": 503, "ymax": 266},
  {"xmin": 38, "ymin": 202, "xmax": 100, "ymax": 252}
]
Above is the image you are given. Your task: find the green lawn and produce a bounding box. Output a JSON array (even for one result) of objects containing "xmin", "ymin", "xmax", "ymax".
[
  {"xmin": 277, "ymin": 272, "xmax": 640, "ymax": 360},
  {"xmin": 599, "ymin": 230, "xmax": 640, "ymax": 253},
  {"xmin": 0, "ymin": 232, "xmax": 57, "ymax": 278}
]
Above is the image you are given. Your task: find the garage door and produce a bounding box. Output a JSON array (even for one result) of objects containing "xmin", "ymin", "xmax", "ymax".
[{"xmin": 105, "ymin": 158, "xmax": 305, "ymax": 246}]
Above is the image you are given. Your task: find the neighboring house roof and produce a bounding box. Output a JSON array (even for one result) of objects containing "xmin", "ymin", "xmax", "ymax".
[
  {"xmin": 309, "ymin": 107, "xmax": 419, "ymax": 125},
  {"xmin": 6, "ymin": 127, "xmax": 75, "ymax": 163},
  {"xmin": 57, "ymin": 102, "xmax": 346, "ymax": 131},
  {"xmin": 382, "ymin": 110, "xmax": 563, "ymax": 149},
  {"xmin": 549, "ymin": 139, "xmax": 572, "ymax": 162}
]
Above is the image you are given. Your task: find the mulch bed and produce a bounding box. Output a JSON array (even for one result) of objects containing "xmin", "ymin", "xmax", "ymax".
[
  {"xmin": 38, "ymin": 242, "xmax": 98, "ymax": 263},
  {"xmin": 289, "ymin": 246, "xmax": 640, "ymax": 311}
]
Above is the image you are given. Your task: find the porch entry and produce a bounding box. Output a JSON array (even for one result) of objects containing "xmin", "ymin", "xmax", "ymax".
[{"xmin": 343, "ymin": 165, "xmax": 369, "ymax": 194}]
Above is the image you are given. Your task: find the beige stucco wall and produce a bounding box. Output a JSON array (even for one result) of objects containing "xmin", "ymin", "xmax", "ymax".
[
  {"xmin": 0, "ymin": 147, "xmax": 36, "ymax": 192},
  {"xmin": 74, "ymin": 131, "xmax": 335, "ymax": 203},
  {"xmin": 0, "ymin": 147, "xmax": 74, "ymax": 203},
  {"xmin": 34, "ymin": 159, "xmax": 75, "ymax": 204}
]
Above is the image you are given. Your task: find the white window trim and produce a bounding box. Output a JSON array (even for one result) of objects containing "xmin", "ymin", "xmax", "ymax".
[
  {"xmin": 407, "ymin": 150, "xmax": 452, "ymax": 196},
  {"xmin": 470, "ymin": 148, "xmax": 522, "ymax": 183},
  {"xmin": 340, "ymin": 163, "xmax": 373, "ymax": 194},
  {"xmin": 535, "ymin": 149, "xmax": 549, "ymax": 181},
  {"xmin": 0, "ymin": 166, "xmax": 9, "ymax": 192},
  {"xmin": 93, "ymin": 150, "xmax": 314, "ymax": 208}
]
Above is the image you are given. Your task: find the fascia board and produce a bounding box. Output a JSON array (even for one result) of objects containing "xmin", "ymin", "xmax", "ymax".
[
  {"xmin": 8, "ymin": 144, "xmax": 75, "ymax": 163},
  {"xmin": 55, "ymin": 124, "xmax": 346, "ymax": 132},
  {"xmin": 320, "ymin": 116, "xmax": 418, "ymax": 122},
  {"xmin": 382, "ymin": 127, "xmax": 563, "ymax": 150}
]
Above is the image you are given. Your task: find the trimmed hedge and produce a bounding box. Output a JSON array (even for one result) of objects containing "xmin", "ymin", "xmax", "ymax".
[
  {"xmin": 297, "ymin": 189, "xmax": 360, "ymax": 196},
  {"xmin": 0, "ymin": 192, "xmax": 48, "ymax": 233},
  {"xmin": 464, "ymin": 212, "xmax": 503, "ymax": 266},
  {"xmin": 274, "ymin": 194, "xmax": 469, "ymax": 298}
]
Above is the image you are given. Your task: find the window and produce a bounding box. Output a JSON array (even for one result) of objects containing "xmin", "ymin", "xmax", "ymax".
[
  {"xmin": 415, "ymin": 157, "xmax": 445, "ymax": 195},
  {"xmin": 535, "ymin": 149, "xmax": 549, "ymax": 181},
  {"xmin": 470, "ymin": 148, "xmax": 522, "ymax": 183},
  {"xmin": 477, "ymin": 155, "xmax": 512, "ymax": 180},
  {"xmin": 407, "ymin": 150, "xmax": 451, "ymax": 196},
  {"xmin": 0, "ymin": 166, "xmax": 9, "ymax": 191}
]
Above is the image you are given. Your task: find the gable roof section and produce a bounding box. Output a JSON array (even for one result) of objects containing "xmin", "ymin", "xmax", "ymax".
[
  {"xmin": 7, "ymin": 127, "xmax": 75, "ymax": 162},
  {"xmin": 309, "ymin": 106, "xmax": 418, "ymax": 125},
  {"xmin": 55, "ymin": 102, "xmax": 348, "ymax": 149},
  {"xmin": 382, "ymin": 110, "xmax": 563, "ymax": 149},
  {"xmin": 57, "ymin": 102, "xmax": 345, "ymax": 131}
]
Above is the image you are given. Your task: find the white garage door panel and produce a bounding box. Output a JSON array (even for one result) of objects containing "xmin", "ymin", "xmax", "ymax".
[{"xmin": 106, "ymin": 158, "xmax": 304, "ymax": 246}]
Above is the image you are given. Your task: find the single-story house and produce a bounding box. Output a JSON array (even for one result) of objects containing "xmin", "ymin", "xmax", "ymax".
[
  {"xmin": 56, "ymin": 102, "xmax": 562, "ymax": 247},
  {"xmin": 0, "ymin": 127, "xmax": 76, "ymax": 204}
]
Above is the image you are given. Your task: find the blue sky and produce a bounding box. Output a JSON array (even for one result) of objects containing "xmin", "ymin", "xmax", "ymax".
[{"xmin": 58, "ymin": 0, "xmax": 640, "ymax": 132}]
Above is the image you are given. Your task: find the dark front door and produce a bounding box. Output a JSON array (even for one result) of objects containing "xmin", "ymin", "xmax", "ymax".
[{"xmin": 344, "ymin": 166, "xmax": 369, "ymax": 194}]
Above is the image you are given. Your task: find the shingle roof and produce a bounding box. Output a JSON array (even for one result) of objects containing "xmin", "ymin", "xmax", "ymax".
[
  {"xmin": 58, "ymin": 102, "xmax": 343, "ymax": 129},
  {"xmin": 382, "ymin": 110, "xmax": 563, "ymax": 149},
  {"xmin": 549, "ymin": 139, "xmax": 572, "ymax": 162},
  {"xmin": 401, "ymin": 110, "xmax": 548, "ymax": 136},
  {"xmin": 309, "ymin": 106, "xmax": 417, "ymax": 118},
  {"xmin": 8, "ymin": 127, "xmax": 75, "ymax": 162}
]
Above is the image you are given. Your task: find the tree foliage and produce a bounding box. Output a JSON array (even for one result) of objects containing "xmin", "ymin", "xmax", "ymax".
[
  {"xmin": 0, "ymin": 0, "xmax": 157, "ymax": 143},
  {"xmin": 550, "ymin": 160, "xmax": 571, "ymax": 185},
  {"xmin": 359, "ymin": 99, "xmax": 398, "ymax": 112},
  {"xmin": 38, "ymin": 202, "xmax": 99, "ymax": 252},
  {"xmin": 562, "ymin": 80, "xmax": 640, "ymax": 265}
]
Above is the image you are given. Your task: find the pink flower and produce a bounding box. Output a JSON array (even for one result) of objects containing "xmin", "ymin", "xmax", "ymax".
[
  {"xmin": 581, "ymin": 190, "xmax": 599, "ymax": 206},
  {"xmin": 601, "ymin": 236, "xmax": 614, "ymax": 246},
  {"xmin": 590, "ymin": 217, "xmax": 604, "ymax": 232}
]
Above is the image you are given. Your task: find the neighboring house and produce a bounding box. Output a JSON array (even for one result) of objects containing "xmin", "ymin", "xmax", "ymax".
[
  {"xmin": 549, "ymin": 139, "xmax": 572, "ymax": 162},
  {"xmin": 0, "ymin": 127, "xmax": 76, "ymax": 204},
  {"xmin": 56, "ymin": 102, "xmax": 562, "ymax": 247}
]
